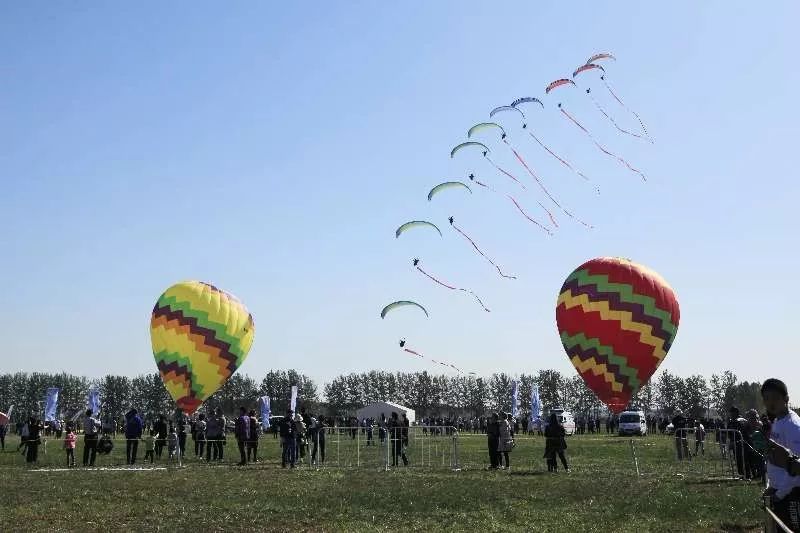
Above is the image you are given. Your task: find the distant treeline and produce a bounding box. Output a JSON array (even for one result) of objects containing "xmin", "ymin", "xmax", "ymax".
[{"xmin": 0, "ymin": 368, "xmax": 769, "ymax": 423}]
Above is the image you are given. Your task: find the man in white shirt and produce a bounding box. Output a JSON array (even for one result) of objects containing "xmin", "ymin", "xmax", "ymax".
[{"xmin": 762, "ymin": 378, "xmax": 800, "ymax": 531}]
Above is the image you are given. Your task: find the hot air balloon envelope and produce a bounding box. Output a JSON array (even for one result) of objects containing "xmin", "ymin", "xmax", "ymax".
[
  {"xmin": 555, "ymin": 258, "xmax": 679, "ymax": 414},
  {"xmin": 150, "ymin": 281, "xmax": 255, "ymax": 414}
]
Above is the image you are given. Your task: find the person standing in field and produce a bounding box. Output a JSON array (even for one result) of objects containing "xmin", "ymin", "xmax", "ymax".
[
  {"xmin": 311, "ymin": 416, "xmax": 326, "ymax": 465},
  {"xmin": 206, "ymin": 408, "xmax": 227, "ymax": 462},
  {"xmin": 498, "ymin": 413, "xmax": 514, "ymax": 470},
  {"xmin": 486, "ymin": 413, "xmax": 500, "ymax": 469},
  {"xmin": 762, "ymin": 379, "xmax": 800, "ymax": 532},
  {"xmin": 389, "ymin": 412, "xmax": 408, "ymax": 467},
  {"xmin": 746, "ymin": 409, "xmax": 766, "ymax": 482},
  {"xmin": 247, "ymin": 409, "xmax": 259, "ymax": 463},
  {"xmin": 144, "ymin": 430, "xmax": 156, "ymax": 464},
  {"xmin": 294, "ymin": 413, "xmax": 308, "ymax": 464},
  {"xmin": 234, "ymin": 406, "xmax": 250, "ymax": 466},
  {"xmin": 177, "ymin": 414, "xmax": 188, "ymax": 458},
  {"xmin": 83, "ymin": 409, "xmax": 101, "ymax": 467},
  {"xmin": 194, "ymin": 413, "xmax": 207, "ymax": 459},
  {"xmin": 672, "ymin": 411, "xmax": 689, "ymax": 460},
  {"xmin": 25, "ymin": 416, "xmax": 43, "ymax": 465},
  {"xmin": 0, "ymin": 420, "xmax": 6, "ymax": 451},
  {"xmin": 124, "ymin": 409, "xmax": 143, "ymax": 465},
  {"xmin": 544, "ymin": 413, "xmax": 569, "ymax": 473},
  {"xmin": 153, "ymin": 415, "xmax": 168, "ymax": 459},
  {"xmin": 63, "ymin": 425, "xmax": 77, "ymax": 467},
  {"xmin": 280, "ymin": 410, "xmax": 296, "ymax": 468},
  {"xmin": 694, "ymin": 419, "xmax": 705, "ymax": 456}
]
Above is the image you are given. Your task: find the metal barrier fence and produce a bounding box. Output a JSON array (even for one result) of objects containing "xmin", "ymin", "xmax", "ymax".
[
  {"xmin": 3, "ymin": 427, "xmax": 462, "ymax": 471},
  {"xmin": 671, "ymin": 428, "xmax": 763, "ymax": 481},
  {"xmin": 309, "ymin": 426, "xmax": 460, "ymax": 471}
]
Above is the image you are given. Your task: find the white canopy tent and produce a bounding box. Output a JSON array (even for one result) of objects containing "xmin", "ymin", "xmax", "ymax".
[{"xmin": 355, "ymin": 401, "xmax": 416, "ymax": 424}]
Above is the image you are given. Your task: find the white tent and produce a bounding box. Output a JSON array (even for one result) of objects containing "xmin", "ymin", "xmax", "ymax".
[{"xmin": 355, "ymin": 401, "xmax": 416, "ymax": 424}]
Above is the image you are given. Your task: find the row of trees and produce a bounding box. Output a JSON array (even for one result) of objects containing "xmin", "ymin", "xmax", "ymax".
[
  {"xmin": 0, "ymin": 370, "xmax": 318, "ymax": 423},
  {"xmin": 0, "ymin": 368, "xmax": 769, "ymax": 423},
  {"xmin": 324, "ymin": 369, "xmax": 765, "ymax": 419}
]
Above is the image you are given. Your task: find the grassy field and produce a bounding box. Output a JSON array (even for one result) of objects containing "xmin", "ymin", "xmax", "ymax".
[{"xmin": 0, "ymin": 431, "xmax": 764, "ymax": 532}]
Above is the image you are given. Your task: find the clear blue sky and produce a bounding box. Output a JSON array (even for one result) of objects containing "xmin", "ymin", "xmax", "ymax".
[{"xmin": 2, "ymin": 2, "xmax": 799, "ymax": 398}]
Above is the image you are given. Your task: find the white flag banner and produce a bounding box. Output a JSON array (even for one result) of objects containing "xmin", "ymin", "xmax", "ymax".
[
  {"xmin": 290, "ymin": 385, "xmax": 298, "ymax": 413},
  {"xmin": 511, "ymin": 380, "xmax": 520, "ymax": 418},
  {"xmin": 260, "ymin": 396, "xmax": 271, "ymax": 430},
  {"xmin": 530, "ymin": 385, "xmax": 542, "ymax": 430}
]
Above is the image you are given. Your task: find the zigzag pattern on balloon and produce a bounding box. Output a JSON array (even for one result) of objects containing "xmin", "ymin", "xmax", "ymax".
[
  {"xmin": 565, "ymin": 268, "xmax": 678, "ymax": 338},
  {"xmin": 560, "ymin": 331, "xmax": 641, "ymax": 389},
  {"xmin": 156, "ymin": 360, "xmax": 200, "ymax": 413},
  {"xmin": 560, "ymin": 277, "xmax": 675, "ymax": 350},
  {"xmin": 157, "ymin": 293, "xmax": 251, "ymax": 363},
  {"xmin": 152, "ymin": 306, "xmax": 237, "ymax": 376},
  {"xmin": 150, "ymin": 280, "xmax": 255, "ymax": 415},
  {"xmin": 570, "ymin": 355, "xmax": 624, "ymax": 393},
  {"xmin": 557, "ymin": 291, "xmax": 668, "ymax": 360}
]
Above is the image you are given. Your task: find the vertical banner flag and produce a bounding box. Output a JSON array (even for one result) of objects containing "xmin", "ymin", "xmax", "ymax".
[
  {"xmin": 87, "ymin": 387, "xmax": 100, "ymax": 416},
  {"xmin": 290, "ymin": 385, "xmax": 298, "ymax": 413},
  {"xmin": 260, "ymin": 396, "xmax": 271, "ymax": 430},
  {"xmin": 530, "ymin": 385, "xmax": 542, "ymax": 430},
  {"xmin": 44, "ymin": 388, "xmax": 60, "ymax": 422},
  {"xmin": 511, "ymin": 380, "xmax": 519, "ymax": 418}
]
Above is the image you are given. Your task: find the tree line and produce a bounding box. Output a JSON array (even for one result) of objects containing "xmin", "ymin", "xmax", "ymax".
[{"xmin": 0, "ymin": 368, "xmax": 770, "ymax": 423}]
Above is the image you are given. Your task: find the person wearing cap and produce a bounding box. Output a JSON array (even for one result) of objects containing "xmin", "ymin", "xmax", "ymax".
[
  {"xmin": 762, "ymin": 379, "xmax": 800, "ymax": 531},
  {"xmin": 294, "ymin": 413, "xmax": 307, "ymax": 464}
]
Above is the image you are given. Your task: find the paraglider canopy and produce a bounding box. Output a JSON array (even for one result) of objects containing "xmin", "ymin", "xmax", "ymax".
[{"xmin": 380, "ymin": 301, "xmax": 429, "ymax": 319}]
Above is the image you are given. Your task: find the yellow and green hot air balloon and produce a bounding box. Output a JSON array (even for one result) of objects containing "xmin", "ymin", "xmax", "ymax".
[{"xmin": 150, "ymin": 281, "xmax": 255, "ymax": 415}]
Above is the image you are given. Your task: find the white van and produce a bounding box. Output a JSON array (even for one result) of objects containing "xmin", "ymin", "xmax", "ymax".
[
  {"xmin": 547, "ymin": 408, "xmax": 576, "ymax": 436},
  {"xmin": 618, "ymin": 410, "xmax": 647, "ymax": 436}
]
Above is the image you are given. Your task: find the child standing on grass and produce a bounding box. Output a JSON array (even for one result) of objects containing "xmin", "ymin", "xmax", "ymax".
[
  {"xmin": 144, "ymin": 431, "xmax": 156, "ymax": 463},
  {"xmin": 64, "ymin": 426, "xmax": 77, "ymax": 467}
]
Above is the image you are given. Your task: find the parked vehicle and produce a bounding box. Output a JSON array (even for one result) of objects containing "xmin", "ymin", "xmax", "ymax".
[{"xmin": 618, "ymin": 410, "xmax": 648, "ymax": 436}]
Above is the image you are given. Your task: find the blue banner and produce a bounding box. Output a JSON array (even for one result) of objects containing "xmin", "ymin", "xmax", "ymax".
[
  {"xmin": 44, "ymin": 388, "xmax": 59, "ymax": 422},
  {"xmin": 530, "ymin": 385, "xmax": 542, "ymax": 429},
  {"xmin": 87, "ymin": 387, "xmax": 100, "ymax": 416},
  {"xmin": 511, "ymin": 380, "xmax": 519, "ymax": 418},
  {"xmin": 260, "ymin": 396, "xmax": 271, "ymax": 430}
]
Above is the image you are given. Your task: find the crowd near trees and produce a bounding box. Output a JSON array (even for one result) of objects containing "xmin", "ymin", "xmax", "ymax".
[{"xmin": 0, "ymin": 367, "xmax": 772, "ymax": 423}]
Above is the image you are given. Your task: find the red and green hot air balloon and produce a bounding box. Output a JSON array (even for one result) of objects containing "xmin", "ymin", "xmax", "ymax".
[{"xmin": 555, "ymin": 257, "xmax": 680, "ymax": 414}]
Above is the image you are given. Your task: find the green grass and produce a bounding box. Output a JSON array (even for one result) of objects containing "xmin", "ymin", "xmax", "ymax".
[{"xmin": 0, "ymin": 432, "xmax": 764, "ymax": 532}]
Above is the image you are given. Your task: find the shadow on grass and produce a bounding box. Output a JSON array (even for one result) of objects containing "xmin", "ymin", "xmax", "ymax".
[{"xmin": 508, "ymin": 471, "xmax": 547, "ymax": 477}]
